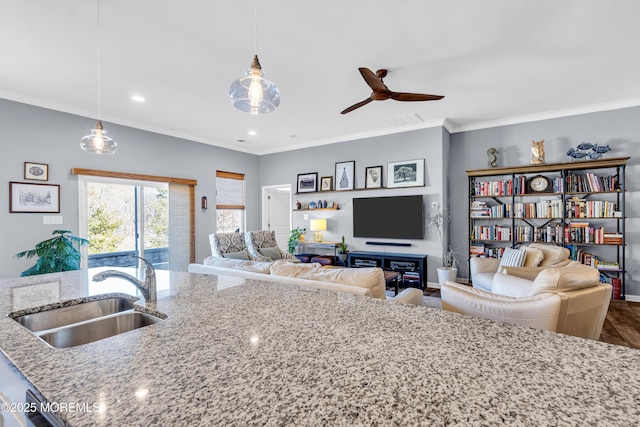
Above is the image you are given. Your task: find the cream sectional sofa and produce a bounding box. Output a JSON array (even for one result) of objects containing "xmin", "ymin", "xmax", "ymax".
[
  {"xmin": 470, "ymin": 243, "xmax": 611, "ymax": 340},
  {"xmin": 188, "ymin": 257, "xmax": 424, "ymax": 305}
]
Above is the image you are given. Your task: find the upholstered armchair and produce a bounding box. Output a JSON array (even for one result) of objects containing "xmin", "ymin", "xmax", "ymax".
[
  {"xmin": 244, "ymin": 230, "xmax": 300, "ymax": 262},
  {"xmin": 209, "ymin": 232, "xmax": 250, "ymax": 259},
  {"xmin": 441, "ymin": 281, "xmax": 562, "ymax": 332}
]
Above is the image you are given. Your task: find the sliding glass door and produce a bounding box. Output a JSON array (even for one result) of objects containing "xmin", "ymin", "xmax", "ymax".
[
  {"xmin": 82, "ymin": 177, "xmax": 169, "ymax": 269},
  {"xmin": 75, "ymin": 168, "xmax": 195, "ymax": 272}
]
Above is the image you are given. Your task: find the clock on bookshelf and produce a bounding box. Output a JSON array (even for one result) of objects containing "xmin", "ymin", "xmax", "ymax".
[{"xmin": 526, "ymin": 174, "xmax": 553, "ymax": 193}]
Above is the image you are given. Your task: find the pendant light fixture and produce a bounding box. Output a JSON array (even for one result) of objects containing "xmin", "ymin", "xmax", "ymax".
[
  {"xmin": 81, "ymin": 0, "xmax": 117, "ymax": 154},
  {"xmin": 229, "ymin": 0, "xmax": 280, "ymax": 114}
]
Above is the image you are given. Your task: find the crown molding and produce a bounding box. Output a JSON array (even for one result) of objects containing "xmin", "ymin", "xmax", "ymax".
[
  {"xmin": 256, "ymin": 117, "xmax": 449, "ymax": 155},
  {"xmin": 449, "ymin": 98, "xmax": 640, "ymax": 134}
]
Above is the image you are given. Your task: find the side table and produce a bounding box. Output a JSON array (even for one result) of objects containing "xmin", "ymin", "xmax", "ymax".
[{"xmin": 383, "ymin": 271, "xmax": 401, "ymax": 296}]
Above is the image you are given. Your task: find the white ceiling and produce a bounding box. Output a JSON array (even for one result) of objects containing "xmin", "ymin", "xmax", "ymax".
[{"xmin": 2, "ymin": 0, "xmax": 640, "ymax": 155}]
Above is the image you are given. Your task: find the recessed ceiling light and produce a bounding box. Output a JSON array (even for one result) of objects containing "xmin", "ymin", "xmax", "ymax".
[
  {"xmin": 248, "ymin": 130, "xmax": 257, "ymax": 136},
  {"xmin": 131, "ymin": 95, "xmax": 146, "ymax": 102}
]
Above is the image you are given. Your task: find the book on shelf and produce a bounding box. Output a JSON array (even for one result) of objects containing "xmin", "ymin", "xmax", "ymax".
[
  {"xmin": 597, "ymin": 260, "xmax": 620, "ymax": 271},
  {"xmin": 470, "ymin": 244, "xmax": 485, "ymax": 256},
  {"xmin": 611, "ymin": 278, "xmax": 622, "ymax": 300},
  {"xmin": 603, "ymin": 233, "xmax": 623, "ymax": 245}
]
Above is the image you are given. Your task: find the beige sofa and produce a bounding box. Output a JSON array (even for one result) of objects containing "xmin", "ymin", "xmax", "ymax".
[
  {"xmin": 469, "ymin": 244, "xmax": 611, "ymax": 339},
  {"xmin": 188, "ymin": 257, "xmax": 424, "ymax": 306}
]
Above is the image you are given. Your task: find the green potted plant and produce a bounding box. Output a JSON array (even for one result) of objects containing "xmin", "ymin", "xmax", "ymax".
[
  {"xmin": 425, "ymin": 207, "xmax": 459, "ymax": 285},
  {"xmin": 15, "ymin": 230, "xmax": 89, "ymax": 276},
  {"xmin": 338, "ymin": 235, "xmax": 348, "ymax": 263},
  {"xmin": 287, "ymin": 227, "xmax": 307, "ymax": 254}
]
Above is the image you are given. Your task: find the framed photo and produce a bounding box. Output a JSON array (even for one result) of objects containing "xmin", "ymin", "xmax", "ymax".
[
  {"xmin": 297, "ymin": 172, "xmax": 318, "ymax": 193},
  {"xmin": 335, "ymin": 160, "xmax": 355, "ymax": 191},
  {"xmin": 9, "ymin": 182, "xmax": 60, "ymax": 213},
  {"xmin": 320, "ymin": 176, "xmax": 333, "ymax": 191},
  {"xmin": 387, "ymin": 159, "xmax": 425, "ymax": 188},
  {"xmin": 365, "ymin": 165, "xmax": 383, "ymax": 189},
  {"xmin": 24, "ymin": 162, "xmax": 49, "ymax": 181}
]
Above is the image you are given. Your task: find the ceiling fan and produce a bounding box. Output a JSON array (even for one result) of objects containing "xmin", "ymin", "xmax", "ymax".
[{"xmin": 341, "ymin": 68, "xmax": 444, "ymax": 114}]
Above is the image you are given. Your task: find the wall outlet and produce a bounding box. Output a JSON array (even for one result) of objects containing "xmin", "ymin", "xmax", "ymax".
[
  {"xmin": 43, "ymin": 215, "xmax": 63, "ymax": 225},
  {"xmin": 431, "ymin": 202, "xmax": 439, "ymax": 209},
  {"xmin": 303, "ymin": 214, "xmax": 308, "ymax": 220}
]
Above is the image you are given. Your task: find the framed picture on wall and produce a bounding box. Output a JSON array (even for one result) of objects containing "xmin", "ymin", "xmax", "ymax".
[
  {"xmin": 24, "ymin": 162, "xmax": 49, "ymax": 181},
  {"xmin": 9, "ymin": 182, "xmax": 60, "ymax": 213},
  {"xmin": 297, "ymin": 172, "xmax": 318, "ymax": 193},
  {"xmin": 387, "ymin": 159, "xmax": 425, "ymax": 188},
  {"xmin": 320, "ymin": 176, "xmax": 333, "ymax": 191},
  {"xmin": 335, "ymin": 160, "xmax": 355, "ymax": 191},
  {"xmin": 365, "ymin": 165, "xmax": 383, "ymax": 189}
]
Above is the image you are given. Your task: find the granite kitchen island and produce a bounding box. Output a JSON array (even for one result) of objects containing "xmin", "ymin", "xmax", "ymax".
[{"xmin": 1, "ymin": 269, "xmax": 640, "ymax": 426}]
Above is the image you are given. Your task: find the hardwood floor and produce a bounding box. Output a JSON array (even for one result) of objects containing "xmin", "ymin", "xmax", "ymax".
[
  {"xmin": 600, "ymin": 300, "xmax": 640, "ymax": 349},
  {"xmin": 422, "ymin": 288, "xmax": 640, "ymax": 349}
]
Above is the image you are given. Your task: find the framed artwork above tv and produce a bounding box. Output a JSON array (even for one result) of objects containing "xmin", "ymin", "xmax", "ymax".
[{"xmin": 387, "ymin": 159, "xmax": 424, "ymax": 188}]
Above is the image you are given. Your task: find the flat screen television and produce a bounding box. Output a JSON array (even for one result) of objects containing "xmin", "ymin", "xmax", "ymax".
[{"xmin": 353, "ymin": 195, "xmax": 424, "ymax": 240}]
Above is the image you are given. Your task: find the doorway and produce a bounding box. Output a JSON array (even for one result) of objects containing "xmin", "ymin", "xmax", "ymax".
[{"xmin": 262, "ymin": 185, "xmax": 291, "ymax": 250}]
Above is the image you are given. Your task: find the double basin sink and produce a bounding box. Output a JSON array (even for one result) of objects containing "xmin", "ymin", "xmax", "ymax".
[{"xmin": 10, "ymin": 295, "xmax": 165, "ymax": 348}]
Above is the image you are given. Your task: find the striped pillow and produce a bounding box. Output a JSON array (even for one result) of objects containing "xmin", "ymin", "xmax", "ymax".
[{"xmin": 498, "ymin": 247, "xmax": 526, "ymax": 270}]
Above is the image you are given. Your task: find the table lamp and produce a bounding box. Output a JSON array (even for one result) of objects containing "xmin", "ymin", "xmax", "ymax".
[{"xmin": 310, "ymin": 219, "xmax": 327, "ymax": 242}]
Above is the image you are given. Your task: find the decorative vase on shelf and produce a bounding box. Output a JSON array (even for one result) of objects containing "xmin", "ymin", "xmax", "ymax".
[
  {"xmin": 296, "ymin": 200, "xmax": 301, "ymax": 209},
  {"xmin": 309, "ymin": 201, "xmax": 317, "ymax": 209}
]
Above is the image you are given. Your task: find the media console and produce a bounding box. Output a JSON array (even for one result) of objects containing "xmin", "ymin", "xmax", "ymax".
[{"xmin": 347, "ymin": 251, "xmax": 428, "ymax": 290}]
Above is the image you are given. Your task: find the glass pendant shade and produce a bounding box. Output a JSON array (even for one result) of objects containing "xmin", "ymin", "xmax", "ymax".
[
  {"xmin": 229, "ymin": 54, "xmax": 280, "ymax": 115},
  {"xmin": 80, "ymin": 120, "xmax": 117, "ymax": 154}
]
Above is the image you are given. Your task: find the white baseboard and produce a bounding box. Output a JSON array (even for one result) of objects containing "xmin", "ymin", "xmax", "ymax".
[{"xmin": 624, "ymin": 294, "xmax": 640, "ymax": 302}]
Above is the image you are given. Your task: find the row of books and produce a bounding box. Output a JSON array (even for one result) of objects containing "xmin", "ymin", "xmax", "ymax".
[
  {"xmin": 471, "ymin": 223, "xmax": 623, "ymax": 245},
  {"xmin": 516, "ymin": 224, "xmax": 564, "ymax": 243},
  {"xmin": 470, "ymin": 201, "xmax": 511, "ymax": 218},
  {"xmin": 471, "ymin": 225, "xmax": 512, "ymax": 241},
  {"xmin": 513, "ymin": 198, "xmax": 563, "ymax": 219},
  {"xmin": 472, "ymin": 180, "xmax": 513, "ymax": 196},
  {"xmin": 470, "ymin": 200, "xmax": 619, "ymax": 220},
  {"xmin": 469, "ymin": 244, "xmax": 505, "ymax": 259},
  {"xmin": 566, "ymin": 244, "xmax": 621, "ymax": 270},
  {"xmin": 565, "ymin": 198, "xmax": 619, "ymax": 218},
  {"xmin": 473, "ymin": 172, "xmax": 617, "ymax": 197},
  {"xmin": 566, "ymin": 172, "xmax": 618, "ymax": 193}
]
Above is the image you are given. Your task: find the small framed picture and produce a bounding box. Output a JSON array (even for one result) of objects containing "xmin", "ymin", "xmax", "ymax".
[
  {"xmin": 335, "ymin": 160, "xmax": 355, "ymax": 191},
  {"xmin": 24, "ymin": 162, "xmax": 49, "ymax": 181},
  {"xmin": 297, "ymin": 172, "xmax": 318, "ymax": 193},
  {"xmin": 10, "ymin": 182, "xmax": 60, "ymax": 213},
  {"xmin": 365, "ymin": 165, "xmax": 383, "ymax": 189},
  {"xmin": 387, "ymin": 159, "xmax": 425, "ymax": 188},
  {"xmin": 320, "ymin": 176, "xmax": 333, "ymax": 191}
]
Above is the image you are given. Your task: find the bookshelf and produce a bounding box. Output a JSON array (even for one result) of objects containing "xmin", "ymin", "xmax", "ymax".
[{"xmin": 467, "ymin": 157, "xmax": 628, "ymax": 299}]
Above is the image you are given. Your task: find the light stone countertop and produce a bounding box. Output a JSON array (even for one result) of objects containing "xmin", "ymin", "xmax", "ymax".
[{"xmin": 1, "ymin": 268, "xmax": 640, "ymax": 426}]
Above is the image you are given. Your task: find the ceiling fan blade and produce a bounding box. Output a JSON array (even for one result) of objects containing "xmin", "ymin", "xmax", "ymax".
[
  {"xmin": 340, "ymin": 97, "xmax": 373, "ymax": 114},
  {"xmin": 359, "ymin": 68, "xmax": 387, "ymax": 93},
  {"xmin": 390, "ymin": 92, "xmax": 444, "ymax": 102}
]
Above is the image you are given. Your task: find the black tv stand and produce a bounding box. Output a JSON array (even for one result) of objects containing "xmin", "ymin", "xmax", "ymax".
[{"xmin": 347, "ymin": 251, "xmax": 428, "ymax": 290}]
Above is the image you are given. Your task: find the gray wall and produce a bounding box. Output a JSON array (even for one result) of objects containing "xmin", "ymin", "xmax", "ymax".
[
  {"xmin": 0, "ymin": 99, "xmax": 261, "ymax": 278},
  {"xmin": 259, "ymin": 127, "xmax": 449, "ymax": 283},
  {"xmin": 450, "ymin": 106, "xmax": 640, "ymax": 298}
]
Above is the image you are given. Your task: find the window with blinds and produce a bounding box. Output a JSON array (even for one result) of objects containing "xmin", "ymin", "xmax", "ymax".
[{"xmin": 216, "ymin": 171, "xmax": 245, "ymax": 233}]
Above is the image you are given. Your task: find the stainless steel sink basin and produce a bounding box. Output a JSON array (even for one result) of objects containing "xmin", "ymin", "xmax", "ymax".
[
  {"xmin": 9, "ymin": 294, "xmax": 166, "ymax": 348},
  {"xmin": 13, "ymin": 296, "xmax": 138, "ymax": 332},
  {"xmin": 38, "ymin": 311, "xmax": 163, "ymax": 348}
]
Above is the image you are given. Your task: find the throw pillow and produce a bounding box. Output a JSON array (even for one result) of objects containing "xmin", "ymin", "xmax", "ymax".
[
  {"xmin": 222, "ymin": 249, "xmax": 250, "ymax": 260},
  {"xmin": 258, "ymin": 246, "xmax": 283, "ymax": 260},
  {"xmin": 522, "ymin": 246, "xmax": 544, "ymax": 268},
  {"xmin": 528, "ymin": 243, "xmax": 570, "ymax": 267},
  {"xmin": 498, "ymin": 247, "xmax": 526, "ymax": 270}
]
